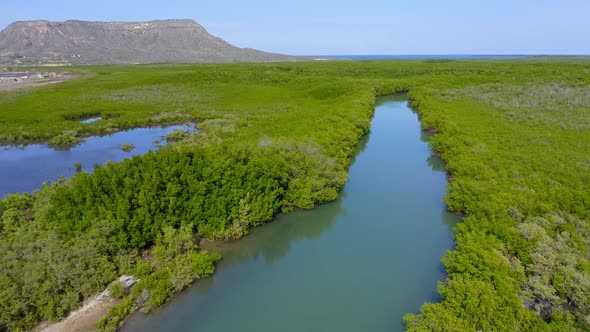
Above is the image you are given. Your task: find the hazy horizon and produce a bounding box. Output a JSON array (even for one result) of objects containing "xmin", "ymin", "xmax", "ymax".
[{"xmin": 2, "ymin": 0, "xmax": 589, "ymax": 55}]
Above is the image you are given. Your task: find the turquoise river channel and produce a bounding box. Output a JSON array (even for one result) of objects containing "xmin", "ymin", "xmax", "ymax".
[{"xmin": 122, "ymin": 96, "xmax": 460, "ymax": 332}]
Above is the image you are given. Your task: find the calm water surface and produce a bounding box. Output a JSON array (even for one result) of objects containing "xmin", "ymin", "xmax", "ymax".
[
  {"xmin": 122, "ymin": 97, "xmax": 460, "ymax": 332},
  {"xmin": 312, "ymin": 54, "xmax": 527, "ymax": 59},
  {"xmin": 0, "ymin": 124, "xmax": 195, "ymax": 198}
]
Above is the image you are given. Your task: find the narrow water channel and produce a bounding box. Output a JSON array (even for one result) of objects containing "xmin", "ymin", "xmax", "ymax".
[{"xmin": 122, "ymin": 96, "xmax": 459, "ymax": 332}]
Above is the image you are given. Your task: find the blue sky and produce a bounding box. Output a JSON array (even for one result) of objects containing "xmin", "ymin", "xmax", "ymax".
[{"xmin": 1, "ymin": 0, "xmax": 589, "ymax": 55}]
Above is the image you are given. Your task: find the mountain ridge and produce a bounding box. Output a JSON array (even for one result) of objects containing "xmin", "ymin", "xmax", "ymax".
[{"xmin": 0, "ymin": 19, "xmax": 298, "ymax": 65}]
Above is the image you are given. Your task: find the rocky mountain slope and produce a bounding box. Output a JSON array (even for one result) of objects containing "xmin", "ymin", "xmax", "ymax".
[{"xmin": 0, "ymin": 19, "xmax": 297, "ymax": 65}]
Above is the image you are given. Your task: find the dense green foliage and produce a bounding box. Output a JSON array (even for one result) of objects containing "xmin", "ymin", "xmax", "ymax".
[
  {"xmin": 47, "ymin": 129, "xmax": 80, "ymax": 146},
  {"xmin": 0, "ymin": 187, "xmax": 219, "ymax": 331},
  {"xmin": 1, "ymin": 59, "xmax": 589, "ymax": 331},
  {"xmin": 402, "ymin": 71, "xmax": 590, "ymax": 331},
  {"xmin": 165, "ymin": 129, "xmax": 189, "ymax": 142},
  {"xmin": 0, "ymin": 190, "xmax": 118, "ymax": 330},
  {"xmin": 108, "ymin": 281, "xmax": 126, "ymax": 300},
  {"xmin": 96, "ymin": 225, "xmax": 219, "ymax": 332},
  {"xmin": 120, "ymin": 143, "xmax": 135, "ymax": 152}
]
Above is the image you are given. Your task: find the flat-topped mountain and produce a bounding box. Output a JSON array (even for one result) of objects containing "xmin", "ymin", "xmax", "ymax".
[{"xmin": 0, "ymin": 19, "xmax": 297, "ymax": 65}]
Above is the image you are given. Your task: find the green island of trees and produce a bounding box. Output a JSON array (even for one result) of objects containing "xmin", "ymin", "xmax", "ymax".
[{"xmin": 1, "ymin": 58, "xmax": 589, "ymax": 331}]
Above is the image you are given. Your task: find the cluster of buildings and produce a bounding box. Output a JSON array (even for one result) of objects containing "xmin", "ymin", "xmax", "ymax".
[{"xmin": 0, "ymin": 71, "xmax": 61, "ymax": 83}]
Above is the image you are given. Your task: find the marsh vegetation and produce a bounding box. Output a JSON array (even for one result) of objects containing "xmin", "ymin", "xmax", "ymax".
[
  {"xmin": 120, "ymin": 143, "xmax": 135, "ymax": 152},
  {"xmin": 0, "ymin": 124, "xmax": 196, "ymax": 198},
  {"xmin": 0, "ymin": 59, "xmax": 589, "ymax": 331}
]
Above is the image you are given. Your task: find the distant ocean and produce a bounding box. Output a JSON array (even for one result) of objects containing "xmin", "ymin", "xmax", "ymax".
[{"xmin": 309, "ymin": 54, "xmax": 528, "ymax": 60}]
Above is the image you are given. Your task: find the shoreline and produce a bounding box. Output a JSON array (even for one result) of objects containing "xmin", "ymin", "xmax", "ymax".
[
  {"xmin": 25, "ymin": 96, "xmax": 379, "ymax": 332},
  {"xmin": 0, "ymin": 120, "xmax": 200, "ymax": 148},
  {"xmin": 33, "ymin": 276, "xmax": 137, "ymax": 332},
  {"xmin": 113, "ymin": 94, "xmax": 459, "ymax": 332}
]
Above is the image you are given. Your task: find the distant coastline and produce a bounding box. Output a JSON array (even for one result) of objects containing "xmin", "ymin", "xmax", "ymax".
[{"xmin": 307, "ymin": 54, "xmax": 590, "ymax": 60}]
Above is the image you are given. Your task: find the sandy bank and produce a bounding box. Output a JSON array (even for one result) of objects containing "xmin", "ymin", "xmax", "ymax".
[{"xmin": 33, "ymin": 276, "xmax": 136, "ymax": 332}]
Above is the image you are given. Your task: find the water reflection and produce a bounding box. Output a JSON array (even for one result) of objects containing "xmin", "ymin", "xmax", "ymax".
[
  {"xmin": 427, "ymin": 154, "xmax": 446, "ymax": 172},
  {"xmin": 420, "ymin": 129, "xmax": 433, "ymax": 143},
  {"xmin": 122, "ymin": 98, "xmax": 460, "ymax": 332},
  {"xmin": 0, "ymin": 124, "xmax": 195, "ymax": 198},
  {"xmin": 206, "ymin": 131, "xmax": 371, "ymax": 266},
  {"xmin": 375, "ymin": 94, "xmax": 407, "ymax": 106},
  {"xmin": 214, "ymin": 198, "xmax": 347, "ymax": 266}
]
